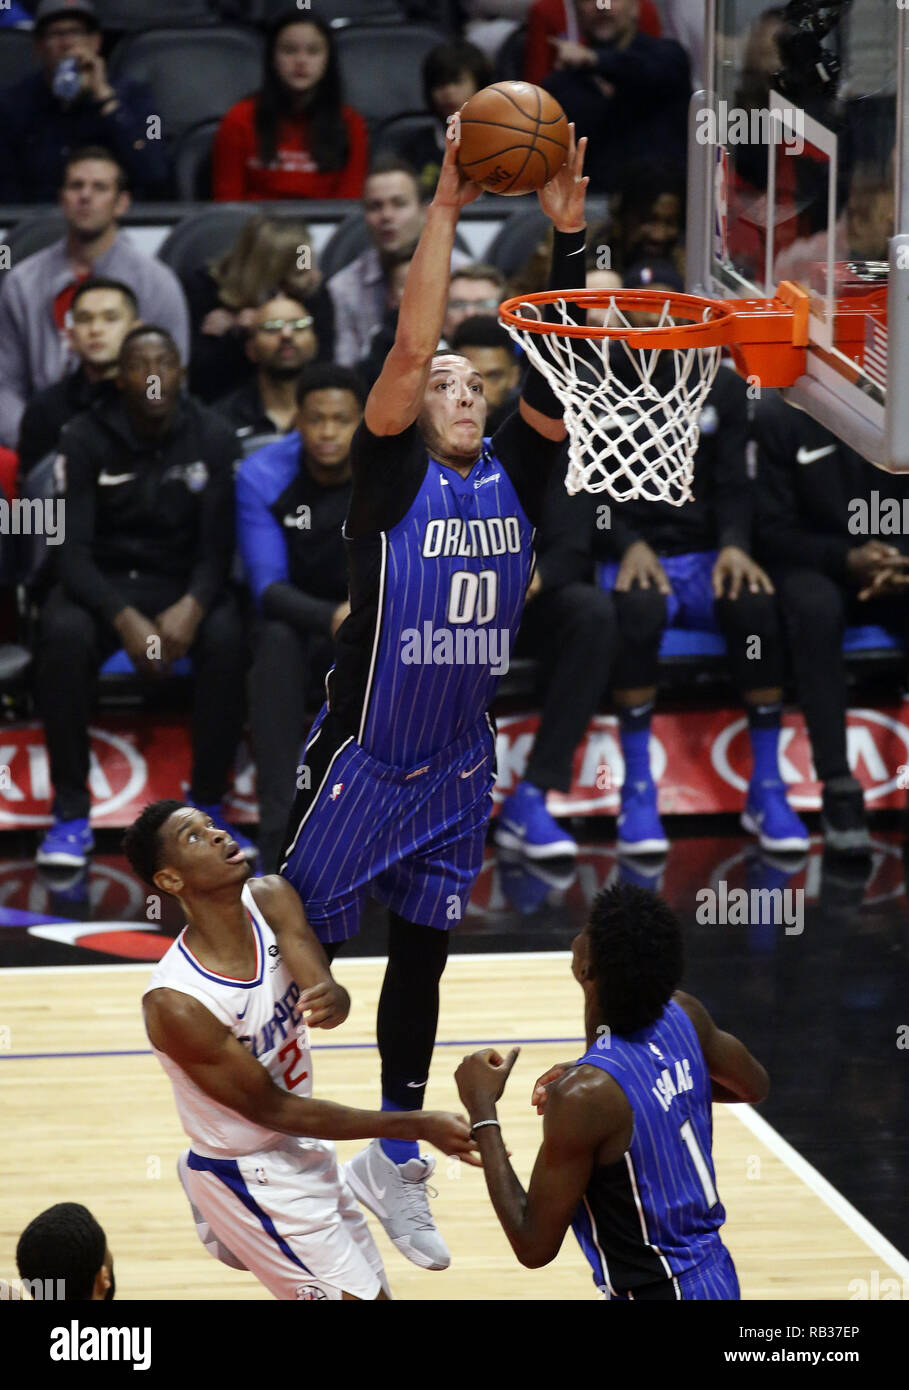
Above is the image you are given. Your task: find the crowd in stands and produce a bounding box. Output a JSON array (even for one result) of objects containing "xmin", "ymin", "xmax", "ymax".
[{"xmin": 0, "ymin": 0, "xmax": 902, "ymax": 878}]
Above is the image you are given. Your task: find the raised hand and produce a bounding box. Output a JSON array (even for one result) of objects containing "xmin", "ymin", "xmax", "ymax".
[
  {"xmin": 432, "ymin": 120, "xmax": 484, "ymax": 212},
  {"xmin": 537, "ymin": 123, "xmax": 589, "ymax": 233}
]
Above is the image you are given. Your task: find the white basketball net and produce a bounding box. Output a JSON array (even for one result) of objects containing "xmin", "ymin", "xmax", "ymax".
[{"xmin": 502, "ymin": 296, "xmax": 724, "ymax": 507}]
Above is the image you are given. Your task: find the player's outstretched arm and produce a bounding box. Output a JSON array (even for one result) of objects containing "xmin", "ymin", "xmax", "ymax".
[
  {"xmin": 518, "ymin": 124, "xmax": 589, "ymax": 444},
  {"xmin": 364, "ymin": 133, "xmax": 482, "ymax": 438},
  {"xmin": 248, "ymin": 875, "xmax": 349, "ymax": 1029},
  {"xmin": 674, "ymin": 990, "xmax": 770, "ymax": 1104},
  {"xmin": 144, "ymin": 988, "xmax": 481, "ymax": 1161}
]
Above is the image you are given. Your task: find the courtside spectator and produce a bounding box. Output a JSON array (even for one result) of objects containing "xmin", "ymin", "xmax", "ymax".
[
  {"xmin": 593, "ymin": 264, "xmax": 808, "ymax": 858},
  {"xmin": 450, "ymin": 317, "xmax": 520, "ymax": 432},
  {"xmin": 355, "ymin": 252, "xmax": 413, "ymax": 391},
  {"xmin": 0, "ymin": 0, "xmax": 168, "ymax": 202},
  {"xmin": 212, "ymin": 10, "xmax": 368, "ymax": 202},
  {"xmin": 34, "ymin": 327, "xmax": 250, "ymax": 869},
  {"xmin": 544, "ymin": 0, "xmax": 690, "ymax": 195},
  {"xmin": 396, "ymin": 40, "xmax": 492, "ymax": 200},
  {"xmin": 0, "ymin": 149, "xmax": 189, "ymax": 449},
  {"xmin": 442, "ymin": 263, "xmax": 505, "ymax": 344},
  {"xmin": 237, "ymin": 365, "xmax": 364, "ymax": 873},
  {"xmin": 463, "ymin": 0, "xmax": 530, "ymax": 61},
  {"xmin": 185, "ymin": 215, "xmax": 334, "ymax": 405},
  {"xmin": 17, "ymin": 277, "xmax": 138, "ymax": 476},
  {"xmin": 524, "ymin": 0, "xmax": 662, "ymax": 87},
  {"xmin": 607, "ymin": 165, "xmax": 687, "ymax": 278},
  {"xmin": 753, "ymin": 392, "xmax": 909, "ymax": 857},
  {"xmin": 327, "ymin": 156, "xmax": 469, "ymax": 367},
  {"xmin": 17, "ymin": 1204, "xmax": 114, "ymax": 1301},
  {"xmin": 214, "ymin": 293, "xmax": 320, "ymax": 444},
  {"xmin": 495, "ymin": 468, "xmax": 617, "ymax": 860}
]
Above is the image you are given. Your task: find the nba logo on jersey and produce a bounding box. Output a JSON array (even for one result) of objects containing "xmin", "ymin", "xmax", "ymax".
[
  {"xmin": 295, "ymin": 1283, "xmax": 328, "ymax": 1301},
  {"xmin": 254, "ymin": 1166, "xmax": 268, "ymax": 1185},
  {"xmin": 331, "ymin": 783, "xmax": 344, "ymax": 801},
  {"xmin": 649, "ymin": 1042, "xmax": 664, "ymax": 1060}
]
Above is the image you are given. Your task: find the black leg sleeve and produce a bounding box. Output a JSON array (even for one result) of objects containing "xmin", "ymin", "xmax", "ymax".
[
  {"xmin": 520, "ymin": 583, "xmax": 616, "ymax": 791},
  {"xmin": 377, "ymin": 912, "xmax": 450, "ymax": 1110},
  {"xmin": 248, "ymin": 620, "xmax": 325, "ymax": 872},
  {"xmin": 713, "ymin": 589, "xmax": 784, "ymax": 692},
  {"xmin": 775, "ymin": 568, "xmax": 850, "ymax": 782},
  {"xmin": 612, "ymin": 584, "xmax": 667, "ymax": 690},
  {"xmin": 34, "ymin": 586, "xmax": 108, "ymax": 821},
  {"xmin": 188, "ymin": 592, "xmax": 249, "ymax": 806}
]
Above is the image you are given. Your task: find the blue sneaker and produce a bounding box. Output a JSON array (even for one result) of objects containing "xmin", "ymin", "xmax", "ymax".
[
  {"xmin": 494, "ymin": 782, "xmax": 578, "ymax": 859},
  {"xmin": 741, "ymin": 778, "xmax": 810, "ymax": 853},
  {"xmin": 498, "ymin": 850, "xmax": 576, "ymax": 913},
  {"xmin": 185, "ymin": 798, "xmax": 259, "ymax": 865},
  {"xmin": 617, "ymin": 779, "xmax": 669, "ymax": 855},
  {"xmin": 36, "ymin": 816, "xmax": 94, "ymax": 867}
]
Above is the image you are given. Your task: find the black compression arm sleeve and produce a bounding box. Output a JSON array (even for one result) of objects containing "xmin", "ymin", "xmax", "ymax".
[{"xmin": 520, "ymin": 226, "xmax": 587, "ymax": 420}]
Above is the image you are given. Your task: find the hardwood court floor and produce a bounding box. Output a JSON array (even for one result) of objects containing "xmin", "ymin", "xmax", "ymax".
[{"xmin": 1, "ymin": 954, "xmax": 905, "ymax": 1301}]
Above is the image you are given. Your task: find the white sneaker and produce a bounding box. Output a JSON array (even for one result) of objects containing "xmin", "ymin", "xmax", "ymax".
[{"xmin": 344, "ymin": 1138, "xmax": 450, "ymax": 1270}]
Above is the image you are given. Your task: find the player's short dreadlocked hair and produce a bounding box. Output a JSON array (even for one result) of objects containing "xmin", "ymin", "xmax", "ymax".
[
  {"xmin": 16, "ymin": 1202, "xmax": 106, "ymax": 1301},
  {"xmin": 587, "ymin": 882, "xmax": 684, "ymax": 1035},
  {"xmin": 122, "ymin": 799, "xmax": 187, "ymax": 888}
]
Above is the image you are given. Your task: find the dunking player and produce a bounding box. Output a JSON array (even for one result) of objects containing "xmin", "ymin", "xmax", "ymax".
[
  {"xmin": 456, "ymin": 882, "xmax": 769, "ymax": 1299},
  {"xmin": 280, "ymin": 129, "xmax": 589, "ymax": 1268},
  {"xmin": 129, "ymin": 801, "xmax": 478, "ymax": 1301}
]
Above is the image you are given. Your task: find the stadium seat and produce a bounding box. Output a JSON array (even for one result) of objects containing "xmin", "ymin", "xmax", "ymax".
[
  {"xmin": 494, "ymin": 23, "xmax": 526, "ymax": 82},
  {"xmin": 374, "ymin": 111, "xmax": 438, "ymax": 160},
  {"xmin": 108, "ymin": 28, "xmax": 264, "ymax": 144},
  {"xmin": 334, "ymin": 24, "xmax": 443, "ymax": 128},
  {"xmin": 319, "ymin": 208, "xmax": 471, "ymax": 281},
  {"xmin": 485, "ymin": 208, "xmax": 550, "ymax": 279},
  {"xmin": 89, "ymin": 0, "xmax": 217, "ymax": 29},
  {"xmin": 248, "ymin": 0, "xmax": 404, "ymax": 25},
  {"xmin": 173, "ymin": 118, "xmax": 220, "ymax": 201},
  {"xmin": 100, "ymin": 650, "xmax": 193, "ymax": 677},
  {"xmin": 1, "ymin": 212, "xmax": 66, "ymax": 281},
  {"xmin": 156, "ymin": 206, "xmax": 258, "ymax": 283},
  {"xmin": 0, "ymin": 29, "xmax": 39, "ymax": 90}
]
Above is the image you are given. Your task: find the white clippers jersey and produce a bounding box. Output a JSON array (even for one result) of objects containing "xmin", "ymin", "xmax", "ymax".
[{"xmin": 143, "ymin": 880, "xmax": 313, "ymax": 1159}]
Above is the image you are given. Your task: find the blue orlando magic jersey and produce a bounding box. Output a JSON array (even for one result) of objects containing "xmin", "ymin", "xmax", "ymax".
[
  {"xmin": 328, "ymin": 414, "xmax": 559, "ymax": 767},
  {"xmin": 571, "ymin": 998, "xmax": 727, "ymax": 1296}
]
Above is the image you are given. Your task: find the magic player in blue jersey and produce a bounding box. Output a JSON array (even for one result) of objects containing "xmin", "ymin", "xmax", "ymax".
[
  {"xmin": 280, "ymin": 128, "xmax": 590, "ymax": 1269},
  {"xmin": 456, "ymin": 882, "xmax": 769, "ymax": 1300}
]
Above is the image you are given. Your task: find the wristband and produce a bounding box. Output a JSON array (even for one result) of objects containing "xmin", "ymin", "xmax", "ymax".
[{"xmin": 470, "ymin": 1119, "xmax": 501, "ymax": 1136}]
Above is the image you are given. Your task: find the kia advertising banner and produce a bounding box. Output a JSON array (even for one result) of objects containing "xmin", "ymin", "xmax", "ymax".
[{"xmin": 0, "ymin": 705, "xmax": 906, "ymax": 828}]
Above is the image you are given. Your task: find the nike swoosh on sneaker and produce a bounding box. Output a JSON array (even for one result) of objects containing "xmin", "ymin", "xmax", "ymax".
[
  {"xmin": 796, "ymin": 444, "xmax": 836, "ymax": 465},
  {"xmin": 368, "ymin": 1148, "xmax": 387, "ymax": 1201},
  {"xmin": 98, "ymin": 470, "xmax": 137, "ymax": 485}
]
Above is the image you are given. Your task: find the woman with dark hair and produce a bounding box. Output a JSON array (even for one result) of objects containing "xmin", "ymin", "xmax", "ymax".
[
  {"xmin": 393, "ymin": 40, "xmax": 492, "ymax": 200},
  {"xmin": 212, "ymin": 11, "xmax": 368, "ymax": 202}
]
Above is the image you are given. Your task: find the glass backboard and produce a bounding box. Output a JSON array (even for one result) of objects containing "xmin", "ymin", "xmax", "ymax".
[{"xmin": 690, "ymin": 0, "xmax": 906, "ymax": 468}]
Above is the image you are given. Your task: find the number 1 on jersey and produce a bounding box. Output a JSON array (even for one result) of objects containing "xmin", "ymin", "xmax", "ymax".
[{"xmin": 679, "ymin": 1118, "xmax": 719, "ymax": 1209}]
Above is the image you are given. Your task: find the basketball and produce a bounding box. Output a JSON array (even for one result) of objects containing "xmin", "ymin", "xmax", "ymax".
[{"xmin": 456, "ymin": 81, "xmax": 569, "ymax": 196}]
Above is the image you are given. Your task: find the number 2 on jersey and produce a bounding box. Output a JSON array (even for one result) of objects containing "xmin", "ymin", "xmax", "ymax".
[{"xmin": 277, "ymin": 1034, "xmax": 309, "ymax": 1090}]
